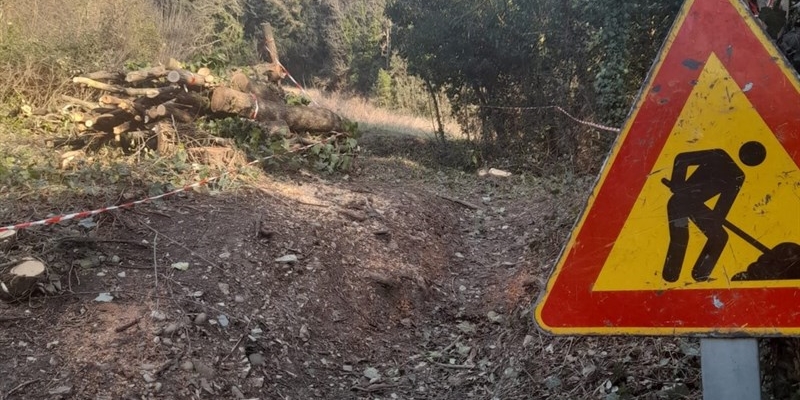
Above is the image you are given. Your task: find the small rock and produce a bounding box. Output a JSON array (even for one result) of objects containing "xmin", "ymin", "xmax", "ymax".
[
  {"xmin": 342, "ymin": 365, "xmax": 353, "ymax": 372},
  {"xmin": 111, "ymin": 255, "xmax": 121, "ymax": 263},
  {"xmin": 488, "ymin": 168, "xmax": 512, "ymax": 177},
  {"xmin": 194, "ymin": 360, "xmax": 215, "ymax": 379},
  {"xmin": 544, "ymin": 375, "xmax": 562, "ymax": 390},
  {"xmin": 48, "ymin": 386, "xmax": 72, "ymax": 395},
  {"xmin": 218, "ymin": 283, "xmax": 230, "ymax": 295},
  {"xmin": 299, "ymin": 324, "xmax": 310, "ymax": 342},
  {"xmin": 140, "ymin": 363, "xmax": 156, "ymax": 371},
  {"xmin": 154, "ymin": 382, "xmax": 163, "ymax": 393},
  {"xmin": 275, "ymin": 254, "xmax": 298, "ymax": 263},
  {"xmin": 248, "ymin": 353, "xmax": 265, "ymax": 367},
  {"xmin": 46, "ymin": 340, "xmax": 59, "ymax": 349},
  {"xmin": 487, "ymin": 311, "xmax": 503, "ymax": 324},
  {"xmin": 523, "ymin": 335, "xmax": 534, "ymax": 348},
  {"xmin": 200, "ymin": 378, "xmax": 214, "ymax": 394},
  {"xmin": 582, "ymin": 364, "xmax": 597, "ymax": 377},
  {"xmin": 194, "ymin": 313, "xmax": 208, "ymax": 325},
  {"xmin": 96, "ymin": 272, "xmax": 106, "ymax": 277},
  {"xmin": 94, "ymin": 293, "xmax": 114, "ymax": 302},
  {"xmin": 219, "ymin": 251, "xmax": 231, "ymax": 259},
  {"xmin": 447, "ymin": 375, "xmax": 463, "ymax": 387},
  {"xmin": 454, "ymin": 252, "xmax": 465, "ymax": 259},
  {"xmin": 171, "ymin": 262, "xmax": 190, "ymax": 271},
  {"xmin": 116, "ymin": 271, "xmax": 126, "ymax": 278},
  {"xmin": 162, "ymin": 323, "xmax": 179, "ymax": 336},
  {"xmin": 457, "ymin": 321, "xmax": 476, "ymax": 334},
  {"xmin": 363, "ymin": 367, "xmax": 381, "ymax": 381},
  {"xmin": 400, "ymin": 318, "xmax": 413, "ymax": 328},
  {"xmin": 142, "ymin": 373, "xmax": 156, "ymax": 383},
  {"xmin": 217, "ymin": 314, "xmax": 229, "ymax": 328},
  {"xmin": 180, "ymin": 360, "xmax": 194, "ymax": 371},
  {"xmin": 150, "ymin": 310, "xmax": 166, "ymax": 321},
  {"xmin": 231, "ymin": 386, "xmax": 245, "ymax": 399},
  {"xmin": 232, "ymin": 294, "xmax": 245, "ymax": 303},
  {"xmin": 503, "ymin": 367, "xmax": 519, "ymax": 379},
  {"xmin": 459, "ymin": 285, "xmax": 467, "ymax": 292}
]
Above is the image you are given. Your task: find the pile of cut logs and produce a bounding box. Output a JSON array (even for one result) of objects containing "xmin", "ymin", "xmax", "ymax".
[
  {"xmin": 64, "ymin": 61, "xmax": 346, "ymax": 142},
  {"xmin": 61, "ymin": 23, "xmax": 348, "ymax": 150}
]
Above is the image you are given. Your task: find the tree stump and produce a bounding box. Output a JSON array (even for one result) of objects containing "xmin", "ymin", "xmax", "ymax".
[
  {"xmin": 0, "ymin": 230, "xmax": 16, "ymax": 252},
  {"xmin": 0, "ymin": 258, "xmax": 46, "ymax": 302}
]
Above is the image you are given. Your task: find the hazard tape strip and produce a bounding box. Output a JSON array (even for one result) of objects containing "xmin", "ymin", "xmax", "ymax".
[
  {"xmin": 0, "ymin": 134, "xmax": 346, "ymax": 234},
  {"xmin": 263, "ymin": 47, "xmax": 320, "ymax": 106},
  {"xmin": 282, "ymin": 66, "xmax": 320, "ymax": 107},
  {"xmin": 476, "ymin": 104, "xmax": 621, "ymax": 133},
  {"xmin": 0, "ymin": 177, "xmax": 214, "ymax": 233}
]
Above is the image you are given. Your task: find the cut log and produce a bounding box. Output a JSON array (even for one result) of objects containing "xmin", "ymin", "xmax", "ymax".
[
  {"xmin": 145, "ymin": 102, "xmax": 195, "ymax": 123},
  {"xmin": 210, "ymin": 87, "xmax": 344, "ymax": 132},
  {"xmin": 61, "ymin": 95, "xmax": 99, "ymax": 111},
  {"xmin": 84, "ymin": 70, "xmax": 125, "ymax": 82},
  {"xmin": 125, "ymin": 65, "xmax": 168, "ymax": 83},
  {"xmin": 229, "ymin": 72, "xmax": 283, "ymax": 103},
  {"xmin": 167, "ymin": 69, "xmax": 209, "ymax": 87},
  {"xmin": 0, "ymin": 258, "xmax": 46, "ymax": 302},
  {"xmin": 90, "ymin": 108, "xmax": 137, "ymax": 132},
  {"xmin": 174, "ymin": 91, "xmax": 211, "ymax": 111},
  {"xmin": 146, "ymin": 104, "xmax": 168, "ymax": 120},
  {"xmin": 113, "ymin": 121, "xmax": 132, "ymax": 136},
  {"xmin": 73, "ymin": 77, "xmax": 178, "ymax": 98},
  {"xmin": 256, "ymin": 23, "xmax": 286, "ymax": 83},
  {"xmin": 197, "ymin": 67, "xmax": 212, "ymax": 77},
  {"xmin": 99, "ymin": 95, "xmax": 137, "ymax": 112}
]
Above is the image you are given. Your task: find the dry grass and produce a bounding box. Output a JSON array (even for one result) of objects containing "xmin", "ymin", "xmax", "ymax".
[
  {"xmin": 0, "ymin": 0, "xmax": 216, "ymax": 108},
  {"xmin": 296, "ymin": 88, "xmax": 462, "ymax": 139}
]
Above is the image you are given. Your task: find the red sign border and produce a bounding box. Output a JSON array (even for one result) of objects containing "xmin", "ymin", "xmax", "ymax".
[{"xmin": 535, "ymin": 0, "xmax": 800, "ymax": 335}]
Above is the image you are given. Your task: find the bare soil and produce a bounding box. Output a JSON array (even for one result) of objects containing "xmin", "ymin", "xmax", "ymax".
[{"xmin": 0, "ymin": 131, "xmax": 709, "ymax": 399}]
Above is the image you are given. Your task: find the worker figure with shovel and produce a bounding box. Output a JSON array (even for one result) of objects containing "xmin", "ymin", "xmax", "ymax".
[{"xmin": 661, "ymin": 141, "xmax": 767, "ymax": 282}]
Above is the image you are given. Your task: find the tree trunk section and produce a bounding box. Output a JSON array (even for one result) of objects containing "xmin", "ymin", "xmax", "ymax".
[
  {"xmin": 0, "ymin": 258, "xmax": 46, "ymax": 302},
  {"xmin": 255, "ymin": 23, "xmax": 286, "ymax": 83},
  {"xmin": 210, "ymin": 87, "xmax": 344, "ymax": 133}
]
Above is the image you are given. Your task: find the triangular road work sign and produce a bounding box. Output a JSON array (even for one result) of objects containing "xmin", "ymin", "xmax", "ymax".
[{"xmin": 535, "ymin": 0, "xmax": 800, "ymax": 335}]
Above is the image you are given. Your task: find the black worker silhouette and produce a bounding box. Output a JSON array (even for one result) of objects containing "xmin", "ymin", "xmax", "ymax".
[{"xmin": 661, "ymin": 141, "xmax": 766, "ymax": 283}]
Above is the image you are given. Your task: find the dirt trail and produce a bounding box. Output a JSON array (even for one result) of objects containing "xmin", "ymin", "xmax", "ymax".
[{"xmin": 0, "ymin": 133, "xmax": 705, "ymax": 399}]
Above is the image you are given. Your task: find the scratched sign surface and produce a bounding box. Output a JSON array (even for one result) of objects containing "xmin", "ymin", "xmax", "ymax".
[{"xmin": 535, "ymin": 0, "xmax": 800, "ymax": 335}]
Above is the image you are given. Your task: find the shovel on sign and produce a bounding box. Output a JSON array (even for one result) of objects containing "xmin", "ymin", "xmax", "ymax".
[{"xmin": 660, "ymin": 178, "xmax": 800, "ymax": 280}]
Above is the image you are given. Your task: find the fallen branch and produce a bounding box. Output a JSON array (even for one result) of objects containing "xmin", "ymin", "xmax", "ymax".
[
  {"xmin": 434, "ymin": 193, "xmax": 480, "ymax": 210},
  {"xmin": 61, "ymin": 95, "xmax": 99, "ymax": 111},
  {"xmin": 350, "ymin": 383, "xmax": 397, "ymax": 393},
  {"xmin": 2, "ymin": 379, "xmax": 40, "ymax": 400},
  {"xmin": 114, "ymin": 317, "xmax": 141, "ymax": 333}
]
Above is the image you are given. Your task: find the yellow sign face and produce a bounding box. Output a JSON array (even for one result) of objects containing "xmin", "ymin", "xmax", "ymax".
[
  {"xmin": 535, "ymin": 0, "xmax": 800, "ymax": 335},
  {"xmin": 593, "ymin": 53, "xmax": 800, "ymax": 291}
]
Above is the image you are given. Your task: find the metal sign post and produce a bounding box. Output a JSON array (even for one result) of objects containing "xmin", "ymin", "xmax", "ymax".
[{"xmin": 700, "ymin": 338, "xmax": 761, "ymax": 400}]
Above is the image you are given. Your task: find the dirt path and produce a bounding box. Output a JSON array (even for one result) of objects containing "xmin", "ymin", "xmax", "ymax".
[{"xmin": 0, "ymin": 133, "xmax": 704, "ymax": 399}]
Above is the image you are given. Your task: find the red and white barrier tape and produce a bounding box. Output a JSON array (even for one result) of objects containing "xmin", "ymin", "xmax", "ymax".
[
  {"xmin": 282, "ymin": 66, "xmax": 320, "ymax": 107},
  {"xmin": 0, "ymin": 135, "xmax": 346, "ymax": 234},
  {"xmin": 263, "ymin": 47, "xmax": 320, "ymax": 106},
  {"xmin": 476, "ymin": 104, "xmax": 621, "ymax": 133},
  {"xmin": 0, "ymin": 177, "xmax": 214, "ymax": 233}
]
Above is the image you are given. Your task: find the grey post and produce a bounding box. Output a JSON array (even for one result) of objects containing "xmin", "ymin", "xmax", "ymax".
[{"xmin": 700, "ymin": 338, "xmax": 761, "ymax": 400}]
